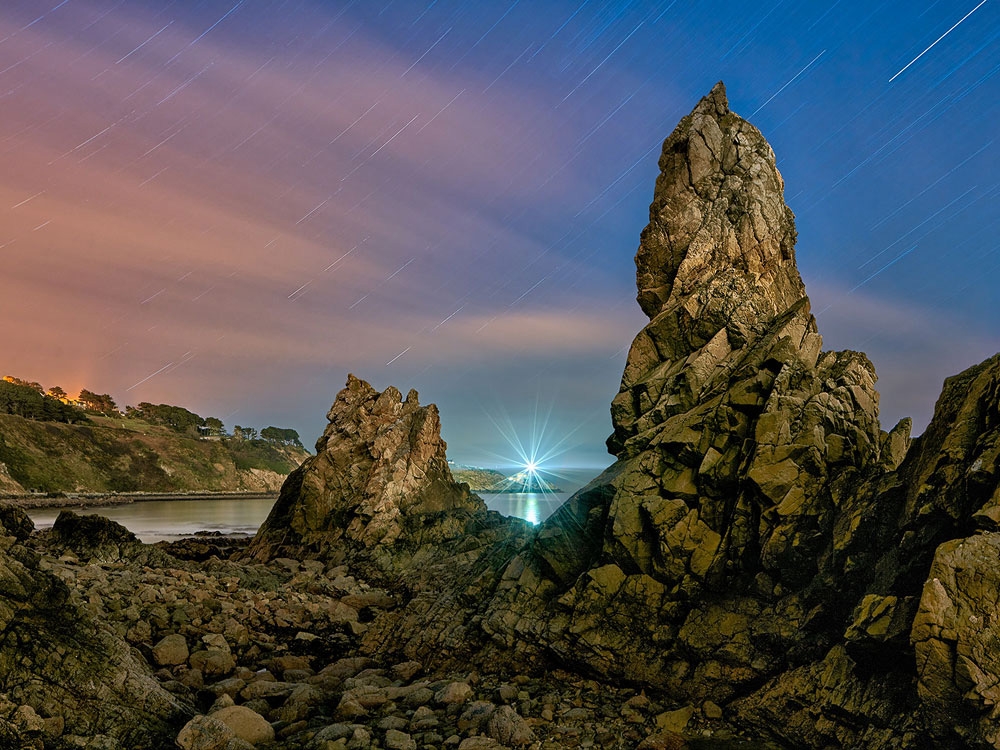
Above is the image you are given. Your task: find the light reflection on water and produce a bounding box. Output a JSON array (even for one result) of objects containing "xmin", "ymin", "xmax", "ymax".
[
  {"xmin": 481, "ymin": 467, "xmax": 600, "ymax": 525},
  {"xmin": 25, "ymin": 468, "xmax": 605, "ymax": 541}
]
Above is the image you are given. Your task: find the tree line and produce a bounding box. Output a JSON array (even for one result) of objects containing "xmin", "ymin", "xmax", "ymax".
[
  {"xmin": 0, "ymin": 378, "xmax": 83, "ymax": 423},
  {"xmin": 1, "ymin": 375, "xmax": 302, "ymax": 449}
]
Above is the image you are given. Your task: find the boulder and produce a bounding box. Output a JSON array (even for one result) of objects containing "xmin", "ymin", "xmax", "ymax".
[
  {"xmin": 152, "ymin": 633, "xmax": 189, "ymax": 667},
  {"xmin": 484, "ymin": 705, "xmax": 534, "ymax": 746},
  {"xmin": 210, "ymin": 705, "xmax": 275, "ymax": 745},
  {"xmin": 176, "ymin": 714, "xmax": 247, "ymax": 750},
  {"xmin": 49, "ymin": 510, "xmax": 143, "ymax": 563},
  {"xmin": 0, "ymin": 506, "xmax": 33, "ymax": 541}
]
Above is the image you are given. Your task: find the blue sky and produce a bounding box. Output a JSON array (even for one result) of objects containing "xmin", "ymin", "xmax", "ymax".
[{"xmin": 0, "ymin": 0, "xmax": 997, "ymax": 467}]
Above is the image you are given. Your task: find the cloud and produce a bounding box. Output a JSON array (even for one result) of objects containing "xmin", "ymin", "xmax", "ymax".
[{"xmin": 810, "ymin": 282, "xmax": 1000, "ymax": 433}]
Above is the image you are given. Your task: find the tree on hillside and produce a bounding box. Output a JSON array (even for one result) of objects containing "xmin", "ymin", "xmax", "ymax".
[
  {"xmin": 232, "ymin": 425, "xmax": 260, "ymax": 441},
  {"xmin": 47, "ymin": 385, "xmax": 67, "ymax": 400},
  {"xmin": 261, "ymin": 426, "xmax": 303, "ymax": 448},
  {"xmin": 203, "ymin": 417, "xmax": 224, "ymax": 436},
  {"xmin": 78, "ymin": 389, "xmax": 118, "ymax": 414},
  {"xmin": 129, "ymin": 402, "xmax": 204, "ymax": 434},
  {"xmin": 0, "ymin": 381, "xmax": 82, "ymax": 422},
  {"xmin": 3, "ymin": 376, "xmax": 43, "ymax": 393}
]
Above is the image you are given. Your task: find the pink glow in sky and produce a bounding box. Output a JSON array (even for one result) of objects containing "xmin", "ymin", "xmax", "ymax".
[{"xmin": 2, "ymin": 1, "xmax": 999, "ymax": 466}]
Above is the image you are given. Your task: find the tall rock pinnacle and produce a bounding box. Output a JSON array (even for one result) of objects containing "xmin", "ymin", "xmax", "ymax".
[
  {"xmin": 486, "ymin": 81, "xmax": 889, "ymax": 702},
  {"xmin": 635, "ymin": 81, "xmax": 802, "ymax": 321},
  {"xmin": 610, "ymin": 81, "xmax": 817, "ymax": 456}
]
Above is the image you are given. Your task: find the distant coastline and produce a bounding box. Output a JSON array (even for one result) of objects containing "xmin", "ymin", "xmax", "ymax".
[{"xmin": 0, "ymin": 490, "xmax": 279, "ymax": 510}]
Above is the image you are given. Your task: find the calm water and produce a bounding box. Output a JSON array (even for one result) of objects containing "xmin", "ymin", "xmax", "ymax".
[
  {"xmin": 28, "ymin": 496, "xmax": 280, "ymax": 543},
  {"xmin": 26, "ymin": 467, "xmax": 604, "ymax": 543},
  {"xmin": 479, "ymin": 467, "xmax": 599, "ymax": 525}
]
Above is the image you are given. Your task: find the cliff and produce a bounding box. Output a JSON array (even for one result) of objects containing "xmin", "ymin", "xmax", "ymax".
[{"xmin": 0, "ymin": 413, "xmax": 309, "ymax": 496}]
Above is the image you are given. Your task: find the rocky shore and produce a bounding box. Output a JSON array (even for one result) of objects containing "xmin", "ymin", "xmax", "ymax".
[
  {"xmin": 0, "ymin": 509, "xmax": 753, "ymax": 749},
  {"xmin": 0, "ymin": 83, "xmax": 998, "ymax": 749}
]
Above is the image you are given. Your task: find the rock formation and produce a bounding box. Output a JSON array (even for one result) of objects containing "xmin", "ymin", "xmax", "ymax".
[
  {"xmin": 247, "ymin": 83, "xmax": 1000, "ymax": 748},
  {"xmin": 483, "ymin": 80, "xmax": 893, "ymax": 701},
  {"xmin": 248, "ymin": 375, "xmax": 517, "ymax": 575},
  {"xmin": 0, "ymin": 507, "xmax": 188, "ymax": 746}
]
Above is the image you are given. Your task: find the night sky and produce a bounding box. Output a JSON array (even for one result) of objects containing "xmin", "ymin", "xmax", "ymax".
[{"xmin": 1, "ymin": 1, "xmax": 998, "ymax": 468}]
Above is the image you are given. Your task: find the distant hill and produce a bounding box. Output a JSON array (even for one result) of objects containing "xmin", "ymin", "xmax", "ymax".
[
  {"xmin": 450, "ymin": 465, "xmax": 508, "ymax": 491},
  {"xmin": 0, "ymin": 412, "xmax": 310, "ymax": 495},
  {"xmin": 450, "ymin": 465, "xmax": 562, "ymax": 493}
]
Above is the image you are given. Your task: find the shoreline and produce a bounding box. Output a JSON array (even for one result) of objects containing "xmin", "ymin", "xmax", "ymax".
[{"xmin": 0, "ymin": 491, "xmax": 279, "ymax": 510}]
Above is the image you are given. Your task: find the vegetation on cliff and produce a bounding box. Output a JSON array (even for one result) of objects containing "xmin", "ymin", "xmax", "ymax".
[{"xmin": 0, "ymin": 377, "xmax": 310, "ymax": 494}]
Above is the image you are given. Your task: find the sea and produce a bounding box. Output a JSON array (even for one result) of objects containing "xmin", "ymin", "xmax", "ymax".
[{"xmin": 26, "ymin": 467, "xmax": 605, "ymax": 543}]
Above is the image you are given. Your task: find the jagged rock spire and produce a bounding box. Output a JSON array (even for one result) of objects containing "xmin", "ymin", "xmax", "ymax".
[
  {"xmin": 486, "ymin": 82, "xmax": 887, "ymax": 703},
  {"xmin": 609, "ymin": 82, "xmax": 824, "ymax": 458},
  {"xmin": 635, "ymin": 81, "xmax": 802, "ymax": 321},
  {"xmin": 248, "ymin": 374, "xmax": 485, "ymax": 564}
]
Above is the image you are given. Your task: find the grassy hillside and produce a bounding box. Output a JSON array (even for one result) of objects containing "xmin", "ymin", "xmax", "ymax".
[
  {"xmin": 451, "ymin": 465, "xmax": 508, "ymax": 491},
  {"xmin": 0, "ymin": 413, "xmax": 310, "ymax": 495}
]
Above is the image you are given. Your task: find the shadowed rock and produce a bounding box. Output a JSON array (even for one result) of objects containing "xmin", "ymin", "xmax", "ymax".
[
  {"xmin": 50, "ymin": 509, "xmax": 144, "ymax": 563},
  {"xmin": 0, "ymin": 511, "xmax": 189, "ymax": 746}
]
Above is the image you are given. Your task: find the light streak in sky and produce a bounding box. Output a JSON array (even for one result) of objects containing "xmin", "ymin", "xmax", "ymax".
[
  {"xmin": 116, "ymin": 21, "xmax": 174, "ymax": 65},
  {"xmin": 126, "ymin": 361, "xmax": 174, "ymax": 391},
  {"xmin": 889, "ymin": 0, "xmax": 990, "ymax": 83},
  {"xmin": 367, "ymin": 114, "xmax": 420, "ymax": 159},
  {"xmin": 385, "ymin": 346, "xmax": 410, "ymax": 365},
  {"xmin": 138, "ymin": 166, "xmax": 170, "ymax": 187},
  {"xmin": 861, "ymin": 186, "xmax": 978, "ymax": 268},
  {"xmin": 416, "ymin": 89, "xmax": 465, "ymax": 134},
  {"xmin": 162, "ymin": 1, "xmax": 245, "ymax": 68},
  {"xmin": 287, "ymin": 282, "xmax": 311, "ymax": 300},
  {"xmin": 385, "ymin": 258, "xmax": 415, "ymax": 281},
  {"xmin": 850, "ymin": 244, "xmax": 919, "ymax": 293},
  {"xmin": 11, "ymin": 191, "xmax": 44, "ymax": 209},
  {"xmin": 431, "ymin": 305, "xmax": 464, "ymax": 331},
  {"xmin": 401, "ymin": 26, "xmax": 452, "ymax": 78},
  {"xmin": 560, "ymin": 19, "xmax": 644, "ymax": 103},
  {"xmin": 750, "ymin": 50, "xmax": 826, "ymax": 118},
  {"xmin": 21, "ymin": 0, "xmax": 72, "ymax": 31},
  {"xmin": 870, "ymin": 140, "xmax": 992, "ymax": 230}
]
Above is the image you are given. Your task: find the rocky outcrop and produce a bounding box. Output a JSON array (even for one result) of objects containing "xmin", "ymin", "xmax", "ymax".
[
  {"xmin": 907, "ymin": 354, "xmax": 1000, "ymax": 748},
  {"xmin": 0, "ymin": 506, "xmax": 188, "ymax": 747},
  {"xmin": 50, "ymin": 509, "xmax": 147, "ymax": 563},
  {"xmin": 482, "ymin": 82, "xmax": 892, "ymax": 705},
  {"xmin": 247, "ymin": 375, "xmax": 512, "ymax": 574}
]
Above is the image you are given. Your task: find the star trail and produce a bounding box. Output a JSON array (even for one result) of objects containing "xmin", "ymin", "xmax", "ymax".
[{"xmin": 0, "ymin": 0, "xmax": 997, "ymax": 467}]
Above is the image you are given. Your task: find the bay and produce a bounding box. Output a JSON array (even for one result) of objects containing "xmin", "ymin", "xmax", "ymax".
[{"xmin": 26, "ymin": 466, "xmax": 605, "ymax": 543}]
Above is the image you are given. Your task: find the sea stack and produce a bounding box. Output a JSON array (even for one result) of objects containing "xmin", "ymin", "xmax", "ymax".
[{"xmin": 247, "ymin": 374, "xmax": 490, "ymax": 570}]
